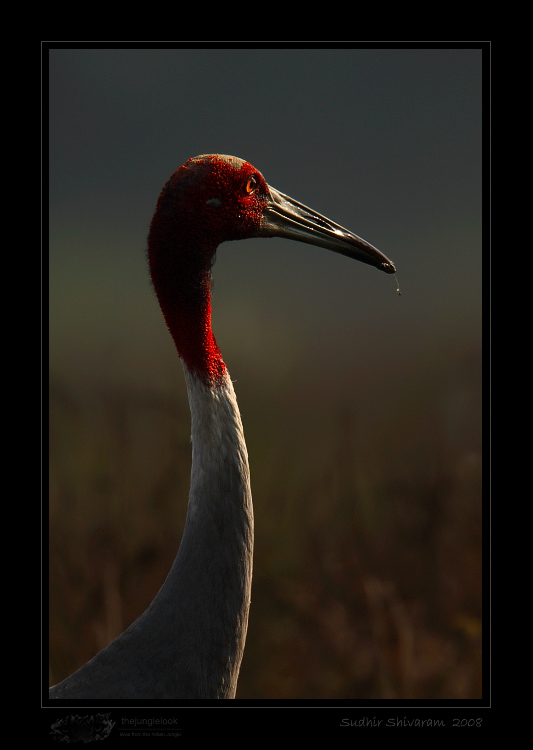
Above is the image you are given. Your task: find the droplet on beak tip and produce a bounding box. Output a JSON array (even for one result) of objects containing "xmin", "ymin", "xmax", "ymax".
[{"xmin": 394, "ymin": 273, "xmax": 401, "ymax": 295}]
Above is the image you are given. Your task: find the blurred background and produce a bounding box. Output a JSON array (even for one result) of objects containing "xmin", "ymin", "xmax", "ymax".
[{"xmin": 48, "ymin": 47, "xmax": 483, "ymax": 699}]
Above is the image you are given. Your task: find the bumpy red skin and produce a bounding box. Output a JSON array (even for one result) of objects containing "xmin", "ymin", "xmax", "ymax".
[{"xmin": 148, "ymin": 155, "xmax": 269, "ymax": 385}]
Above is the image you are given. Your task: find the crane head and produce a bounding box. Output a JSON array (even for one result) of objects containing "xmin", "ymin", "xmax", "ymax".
[{"xmin": 154, "ymin": 154, "xmax": 395, "ymax": 274}]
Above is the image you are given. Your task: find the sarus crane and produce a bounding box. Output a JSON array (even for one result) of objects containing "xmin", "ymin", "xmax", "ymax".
[{"xmin": 49, "ymin": 154, "xmax": 396, "ymax": 699}]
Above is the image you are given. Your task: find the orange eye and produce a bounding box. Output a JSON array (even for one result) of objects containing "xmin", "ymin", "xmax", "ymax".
[{"xmin": 245, "ymin": 175, "xmax": 258, "ymax": 194}]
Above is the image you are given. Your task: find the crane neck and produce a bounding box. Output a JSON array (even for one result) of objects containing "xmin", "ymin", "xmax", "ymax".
[
  {"xmin": 142, "ymin": 364, "xmax": 253, "ymax": 698},
  {"xmin": 146, "ymin": 205, "xmax": 253, "ymax": 697},
  {"xmin": 148, "ymin": 209, "xmax": 226, "ymax": 386}
]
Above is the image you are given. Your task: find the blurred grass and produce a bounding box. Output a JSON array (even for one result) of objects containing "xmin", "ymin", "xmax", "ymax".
[{"xmin": 48, "ymin": 343, "xmax": 482, "ymax": 699}]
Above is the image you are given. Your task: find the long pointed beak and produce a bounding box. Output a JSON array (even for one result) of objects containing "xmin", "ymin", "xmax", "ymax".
[{"xmin": 258, "ymin": 185, "xmax": 396, "ymax": 274}]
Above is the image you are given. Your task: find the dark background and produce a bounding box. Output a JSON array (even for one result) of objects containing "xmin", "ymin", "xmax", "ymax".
[{"xmin": 49, "ymin": 46, "xmax": 483, "ymax": 699}]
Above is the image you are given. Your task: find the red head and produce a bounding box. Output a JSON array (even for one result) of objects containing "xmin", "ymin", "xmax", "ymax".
[{"xmin": 148, "ymin": 154, "xmax": 395, "ymax": 386}]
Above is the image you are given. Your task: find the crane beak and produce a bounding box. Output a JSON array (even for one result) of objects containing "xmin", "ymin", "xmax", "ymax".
[{"xmin": 258, "ymin": 185, "xmax": 396, "ymax": 274}]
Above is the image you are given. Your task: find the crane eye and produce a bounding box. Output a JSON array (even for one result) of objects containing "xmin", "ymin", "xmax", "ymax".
[{"xmin": 245, "ymin": 175, "xmax": 258, "ymax": 194}]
